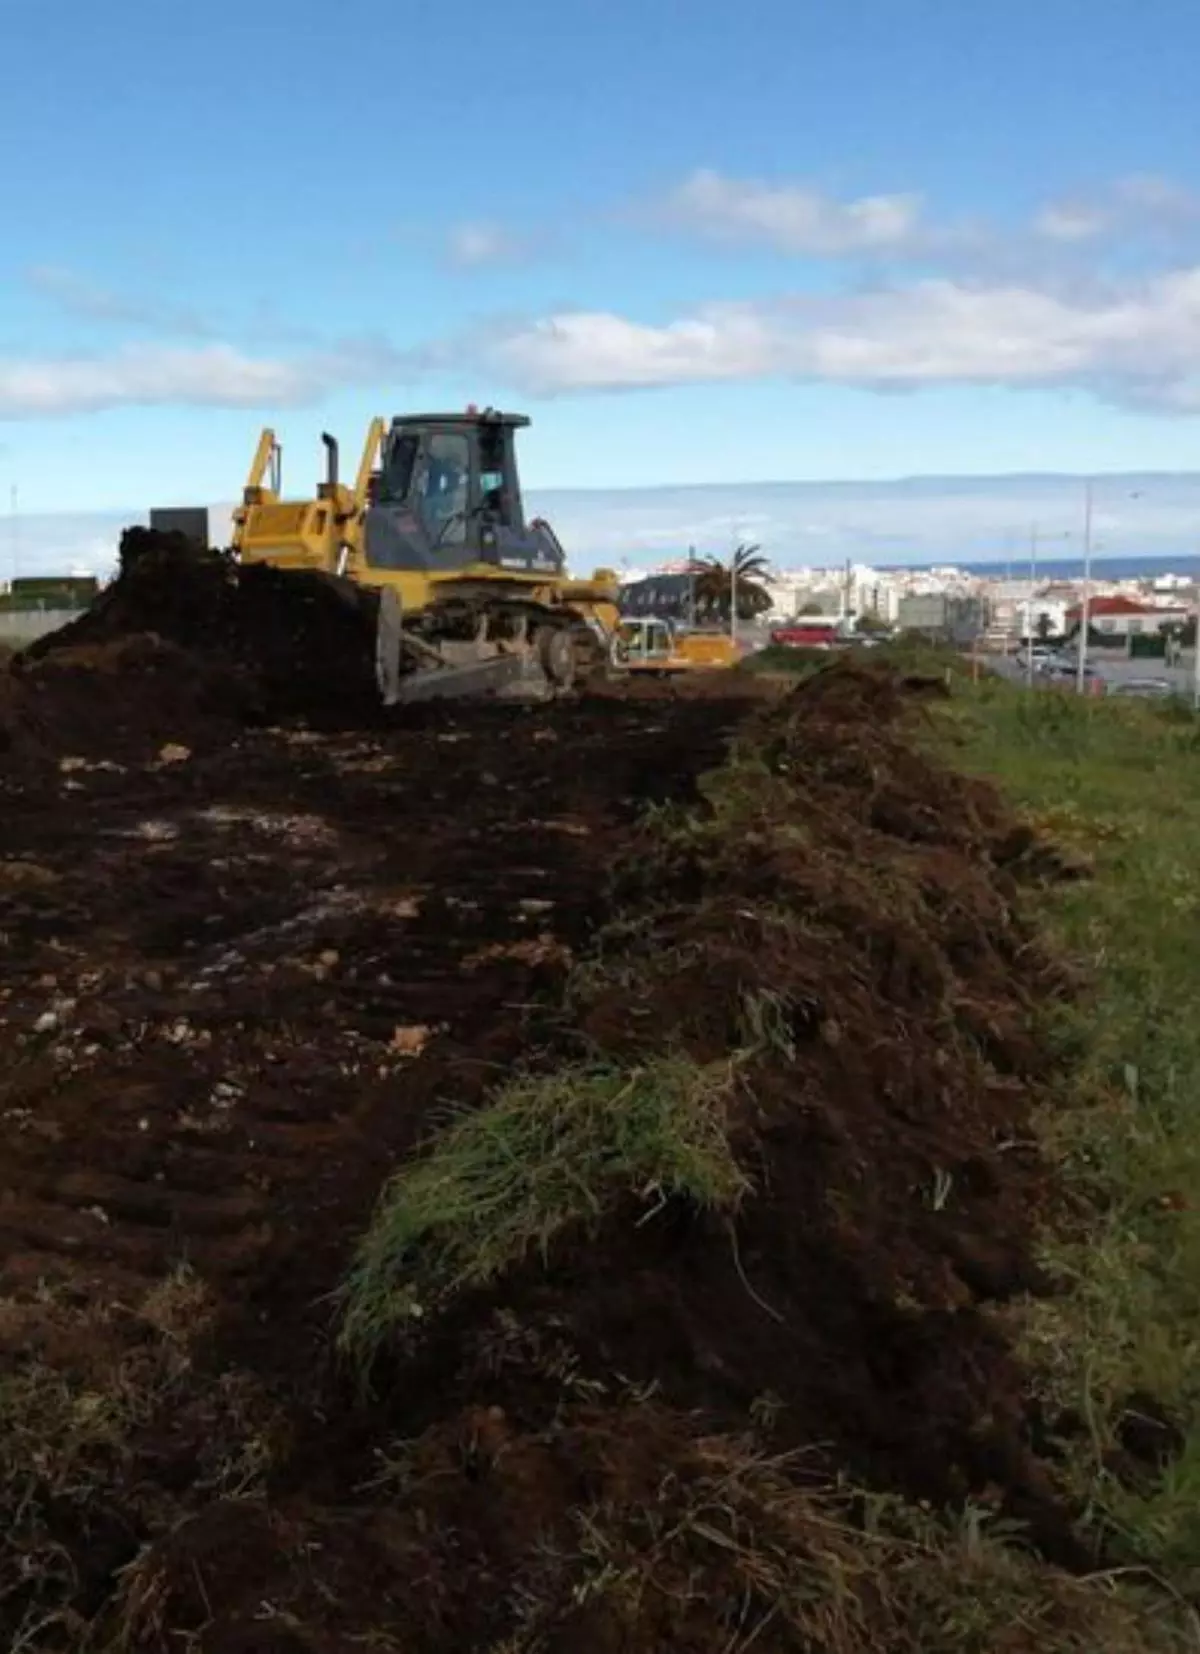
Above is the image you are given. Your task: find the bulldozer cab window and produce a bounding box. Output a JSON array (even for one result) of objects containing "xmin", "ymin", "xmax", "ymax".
[
  {"xmin": 479, "ymin": 468, "xmax": 508, "ymax": 520},
  {"xmin": 477, "ymin": 426, "xmax": 511, "ymax": 523},
  {"xmin": 381, "ymin": 433, "xmax": 419, "ymax": 502},
  {"xmin": 418, "ymin": 433, "xmax": 470, "ymax": 546}
]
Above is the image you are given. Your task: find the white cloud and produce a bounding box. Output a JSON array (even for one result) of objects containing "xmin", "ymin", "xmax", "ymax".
[
  {"xmin": 1032, "ymin": 175, "xmax": 1200, "ymax": 249},
  {"xmin": 1032, "ymin": 203, "xmax": 1110, "ymax": 244},
  {"xmin": 1113, "ymin": 173, "xmax": 1200, "ymax": 222},
  {"xmin": 0, "ymin": 333, "xmax": 418, "ymax": 420},
  {"xmin": 14, "ymin": 171, "xmax": 1200, "ymax": 425},
  {"xmin": 659, "ymin": 168, "xmax": 925, "ymax": 255},
  {"xmin": 446, "ymin": 221, "xmax": 539, "ymax": 268},
  {"xmin": 26, "ymin": 266, "xmax": 214, "ymax": 336},
  {"xmin": 652, "ymin": 168, "xmax": 1200, "ymax": 272},
  {"xmin": 0, "ymin": 344, "xmax": 325, "ymax": 418},
  {"xmin": 471, "ymin": 268, "xmax": 1200, "ymax": 413}
]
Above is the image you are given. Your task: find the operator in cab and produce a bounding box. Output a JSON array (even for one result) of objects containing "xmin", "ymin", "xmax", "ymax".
[{"xmin": 419, "ymin": 448, "xmax": 469, "ymax": 545}]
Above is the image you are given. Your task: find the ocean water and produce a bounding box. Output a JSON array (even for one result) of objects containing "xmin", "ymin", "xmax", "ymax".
[{"xmin": 916, "ymin": 555, "xmax": 1200, "ymax": 582}]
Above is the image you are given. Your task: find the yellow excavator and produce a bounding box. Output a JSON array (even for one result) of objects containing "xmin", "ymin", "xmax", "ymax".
[
  {"xmin": 152, "ymin": 407, "xmax": 734, "ymax": 703},
  {"xmin": 612, "ymin": 618, "xmax": 740, "ymax": 675}
]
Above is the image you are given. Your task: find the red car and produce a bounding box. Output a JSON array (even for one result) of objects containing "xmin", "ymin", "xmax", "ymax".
[{"xmin": 770, "ymin": 624, "xmax": 840, "ymax": 650}]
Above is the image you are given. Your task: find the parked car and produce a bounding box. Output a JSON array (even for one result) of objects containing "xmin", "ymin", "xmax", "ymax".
[
  {"xmin": 1036, "ymin": 659, "xmax": 1094, "ymax": 678},
  {"xmin": 1107, "ymin": 677, "xmax": 1176, "ymax": 699},
  {"xmin": 1036, "ymin": 660, "xmax": 1106, "ymax": 694},
  {"xmin": 770, "ymin": 624, "xmax": 839, "ymax": 650}
]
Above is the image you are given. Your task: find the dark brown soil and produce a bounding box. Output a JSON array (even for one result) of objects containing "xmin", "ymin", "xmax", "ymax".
[
  {"xmin": 0, "ymin": 565, "xmax": 1088, "ymax": 1654},
  {"xmin": 0, "ymin": 628, "xmax": 770, "ymax": 1646},
  {"xmin": 548, "ymin": 673, "xmax": 1072, "ymax": 1545},
  {"xmin": 3, "ymin": 528, "xmax": 389, "ymax": 767}
]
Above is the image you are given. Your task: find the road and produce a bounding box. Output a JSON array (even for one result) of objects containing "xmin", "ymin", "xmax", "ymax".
[{"xmin": 986, "ymin": 648, "xmax": 1200, "ymax": 700}]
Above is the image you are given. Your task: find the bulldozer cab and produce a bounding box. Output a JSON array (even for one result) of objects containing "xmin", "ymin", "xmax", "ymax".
[{"xmin": 363, "ymin": 409, "xmax": 565, "ymax": 580}]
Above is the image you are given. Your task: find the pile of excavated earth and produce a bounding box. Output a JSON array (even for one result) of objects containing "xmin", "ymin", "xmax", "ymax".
[
  {"xmin": 0, "ymin": 540, "xmax": 1169, "ymax": 1651},
  {"xmin": 0, "ymin": 528, "xmax": 387, "ymax": 767}
]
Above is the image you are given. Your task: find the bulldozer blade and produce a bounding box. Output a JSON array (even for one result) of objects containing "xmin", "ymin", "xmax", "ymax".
[
  {"xmin": 375, "ymin": 587, "xmax": 404, "ymax": 706},
  {"xmin": 388, "ymin": 652, "xmax": 547, "ymax": 705}
]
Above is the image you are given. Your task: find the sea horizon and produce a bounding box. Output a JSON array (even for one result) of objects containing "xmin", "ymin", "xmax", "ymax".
[{"xmin": 899, "ymin": 554, "xmax": 1200, "ymax": 582}]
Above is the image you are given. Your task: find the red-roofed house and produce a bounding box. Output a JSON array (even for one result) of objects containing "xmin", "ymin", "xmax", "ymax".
[{"xmin": 1065, "ymin": 595, "xmax": 1192, "ymax": 637}]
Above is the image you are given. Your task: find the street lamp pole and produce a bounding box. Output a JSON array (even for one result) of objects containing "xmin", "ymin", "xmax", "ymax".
[
  {"xmin": 1076, "ymin": 479, "xmax": 1094, "ymax": 695},
  {"xmin": 1027, "ymin": 524, "xmax": 1038, "ymax": 689},
  {"xmin": 8, "ymin": 486, "xmax": 17, "ymax": 587}
]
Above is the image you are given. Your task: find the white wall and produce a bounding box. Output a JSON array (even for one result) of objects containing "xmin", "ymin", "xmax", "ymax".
[{"xmin": 0, "ymin": 610, "xmax": 80, "ymax": 646}]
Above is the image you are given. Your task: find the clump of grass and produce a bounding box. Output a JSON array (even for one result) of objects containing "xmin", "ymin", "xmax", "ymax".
[
  {"xmin": 0, "ymin": 1269, "xmax": 210, "ymax": 1647},
  {"xmin": 873, "ymin": 636, "xmax": 978, "ymax": 676},
  {"xmin": 339, "ymin": 1056, "xmax": 749, "ymax": 1365},
  {"xmin": 0, "ymin": 1267, "xmax": 284, "ymax": 1649},
  {"xmin": 487, "ymin": 1418, "xmax": 1192, "ymax": 1653},
  {"xmin": 737, "ymin": 643, "xmax": 828, "ymax": 676},
  {"xmin": 939, "ymin": 677, "xmax": 1200, "ymax": 1587},
  {"xmin": 738, "ymin": 638, "xmax": 971, "ymax": 681}
]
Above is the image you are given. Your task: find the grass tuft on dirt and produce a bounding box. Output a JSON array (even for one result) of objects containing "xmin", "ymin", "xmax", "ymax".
[
  {"xmin": 0, "ymin": 1267, "xmax": 284, "ymax": 1650},
  {"xmin": 544, "ymin": 1423, "xmax": 1183, "ymax": 1654},
  {"xmin": 340, "ymin": 1055, "xmax": 748, "ymax": 1361},
  {"xmin": 354, "ymin": 1402, "xmax": 1186, "ymax": 1654}
]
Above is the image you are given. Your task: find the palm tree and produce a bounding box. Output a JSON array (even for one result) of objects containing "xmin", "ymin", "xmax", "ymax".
[{"xmin": 687, "ymin": 543, "xmax": 773, "ymax": 622}]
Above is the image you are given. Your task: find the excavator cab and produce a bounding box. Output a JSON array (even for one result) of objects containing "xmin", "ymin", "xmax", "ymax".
[
  {"xmin": 611, "ymin": 616, "xmax": 741, "ymax": 676},
  {"xmin": 362, "ymin": 408, "xmax": 565, "ymax": 580},
  {"xmin": 613, "ymin": 618, "xmax": 675, "ymax": 666}
]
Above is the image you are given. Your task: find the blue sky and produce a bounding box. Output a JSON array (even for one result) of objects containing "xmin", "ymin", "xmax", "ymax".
[{"xmin": 3, "ymin": 0, "xmax": 1200, "ymax": 567}]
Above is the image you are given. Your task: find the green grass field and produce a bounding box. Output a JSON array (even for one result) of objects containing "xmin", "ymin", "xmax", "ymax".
[{"xmin": 939, "ymin": 676, "xmax": 1200, "ymax": 1598}]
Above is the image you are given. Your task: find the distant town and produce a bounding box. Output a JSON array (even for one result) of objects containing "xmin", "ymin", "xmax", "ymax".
[
  {"xmin": 619, "ymin": 556, "xmax": 1200, "ymax": 653},
  {"xmin": 3, "ymin": 556, "xmax": 1199, "ymax": 658}
]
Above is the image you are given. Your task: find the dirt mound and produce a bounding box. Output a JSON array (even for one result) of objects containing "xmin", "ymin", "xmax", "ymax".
[
  {"xmin": 1, "ymin": 633, "xmax": 255, "ymax": 768},
  {"xmin": 5, "ymin": 528, "xmax": 386, "ymax": 765},
  {"xmin": 330, "ymin": 666, "xmax": 1076, "ymax": 1554}
]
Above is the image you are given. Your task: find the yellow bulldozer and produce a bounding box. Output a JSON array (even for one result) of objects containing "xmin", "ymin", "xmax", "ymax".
[{"xmin": 152, "ymin": 407, "xmax": 735, "ymax": 704}]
